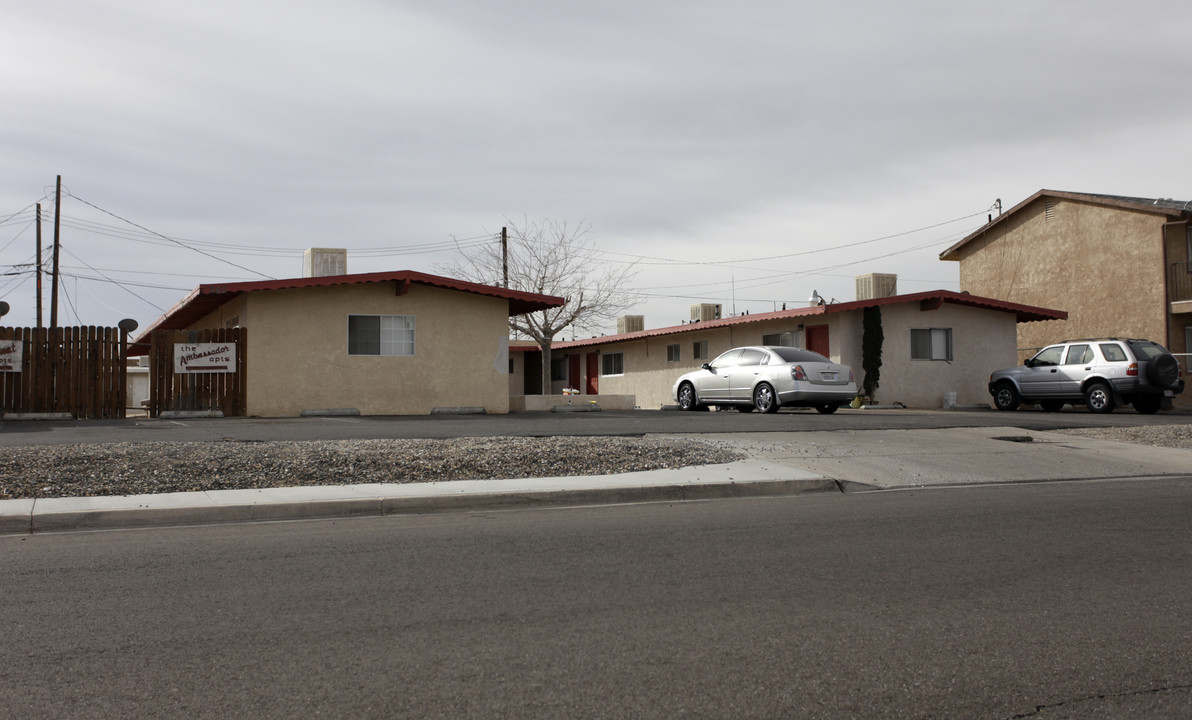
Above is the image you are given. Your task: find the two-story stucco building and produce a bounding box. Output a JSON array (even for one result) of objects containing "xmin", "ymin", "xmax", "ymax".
[{"xmin": 940, "ymin": 190, "xmax": 1192, "ymax": 363}]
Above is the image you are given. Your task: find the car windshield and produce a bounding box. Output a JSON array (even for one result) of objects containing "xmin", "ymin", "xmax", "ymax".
[
  {"xmin": 769, "ymin": 347, "xmax": 829, "ymax": 364},
  {"xmin": 1127, "ymin": 340, "xmax": 1170, "ymax": 360}
]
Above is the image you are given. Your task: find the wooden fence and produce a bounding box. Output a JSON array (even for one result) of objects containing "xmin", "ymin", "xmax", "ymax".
[
  {"xmin": 0, "ymin": 326, "xmax": 128, "ymax": 419},
  {"xmin": 147, "ymin": 328, "xmax": 246, "ymax": 417}
]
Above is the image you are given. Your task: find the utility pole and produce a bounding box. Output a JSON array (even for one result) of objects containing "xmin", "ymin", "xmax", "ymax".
[
  {"xmin": 35, "ymin": 203, "xmax": 43, "ymax": 327},
  {"xmin": 501, "ymin": 226, "xmax": 508, "ymax": 288},
  {"xmin": 50, "ymin": 175, "xmax": 61, "ymax": 329}
]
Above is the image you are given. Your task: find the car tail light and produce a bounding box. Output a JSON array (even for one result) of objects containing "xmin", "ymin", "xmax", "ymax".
[
  {"xmin": 791, "ymin": 365, "xmax": 806, "ymax": 381},
  {"xmin": 1127, "ymin": 363, "xmax": 1138, "ymax": 377}
]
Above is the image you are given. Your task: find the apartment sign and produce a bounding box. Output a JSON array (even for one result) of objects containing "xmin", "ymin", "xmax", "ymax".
[
  {"xmin": 0, "ymin": 340, "xmax": 22, "ymax": 372},
  {"xmin": 174, "ymin": 343, "xmax": 236, "ymax": 374}
]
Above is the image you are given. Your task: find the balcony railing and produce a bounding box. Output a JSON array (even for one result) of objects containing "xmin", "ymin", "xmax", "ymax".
[{"xmin": 1168, "ymin": 261, "xmax": 1192, "ymax": 303}]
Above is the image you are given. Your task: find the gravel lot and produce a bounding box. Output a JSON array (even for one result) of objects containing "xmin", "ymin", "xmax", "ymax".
[
  {"xmin": 1050, "ymin": 424, "xmax": 1192, "ymax": 448},
  {"xmin": 2, "ymin": 425, "xmax": 1188, "ymax": 501},
  {"xmin": 0, "ymin": 436, "xmax": 744, "ymax": 501}
]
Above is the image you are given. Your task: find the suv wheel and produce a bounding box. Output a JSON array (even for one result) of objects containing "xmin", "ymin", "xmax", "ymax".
[
  {"xmin": 1084, "ymin": 382, "xmax": 1116, "ymax": 413},
  {"xmin": 992, "ymin": 382, "xmax": 1020, "ymax": 411}
]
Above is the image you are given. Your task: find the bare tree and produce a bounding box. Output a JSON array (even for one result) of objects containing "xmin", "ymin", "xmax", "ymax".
[{"xmin": 438, "ymin": 217, "xmax": 639, "ymax": 394}]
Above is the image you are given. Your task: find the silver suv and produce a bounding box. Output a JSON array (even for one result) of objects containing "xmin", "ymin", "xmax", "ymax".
[{"xmin": 989, "ymin": 338, "xmax": 1184, "ymax": 414}]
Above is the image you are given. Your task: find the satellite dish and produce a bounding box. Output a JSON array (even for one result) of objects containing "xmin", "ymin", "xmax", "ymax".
[
  {"xmin": 0, "ymin": 301, "xmax": 9, "ymax": 318},
  {"xmin": 118, "ymin": 318, "xmax": 139, "ymax": 333}
]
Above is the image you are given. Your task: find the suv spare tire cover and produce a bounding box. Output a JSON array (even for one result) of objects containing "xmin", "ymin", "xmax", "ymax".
[{"xmin": 1147, "ymin": 353, "xmax": 1180, "ymax": 387}]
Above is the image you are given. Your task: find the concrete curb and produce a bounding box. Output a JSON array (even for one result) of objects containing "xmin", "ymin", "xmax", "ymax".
[{"xmin": 2, "ymin": 477, "xmax": 843, "ymax": 535}]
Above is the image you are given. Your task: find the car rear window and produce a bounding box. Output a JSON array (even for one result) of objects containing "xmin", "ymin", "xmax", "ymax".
[
  {"xmin": 769, "ymin": 347, "xmax": 829, "ymax": 363},
  {"xmin": 1099, "ymin": 343, "xmax": 1128, "ymax": 362},
  {"xmin": 1126, "ymin": 340, "xmax": 1169, "ymax": 361}
]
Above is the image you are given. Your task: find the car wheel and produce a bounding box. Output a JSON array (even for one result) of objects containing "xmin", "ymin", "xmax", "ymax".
[
  {"xmin": 814, "ymin": 404, "xmax": 838, "ymax": 414},
  {"xmin": 1039, "ymin": 400, "xmax": 1064, "ymax": 412},
  {"xmin": 1133, "ymin": 396, "xmax": 1162, "ymax": 414},
  {"xmin": 677, "ymin": 382, "xmax": 699, "ymax": 411},
  {"xmin": 735, "ymin": 405, "xmax": 755, "ymax": 413},
  {"xmin": 753, "ymin": 383, "xmax": 778, "ymax": 414},
  {"xmin": 992, "ymin": 382, "xmax": 1020, "ymax": 411},
  {"xmin": 1084, "ymin": 382, "xmax": 1116, "ymax": 413}
]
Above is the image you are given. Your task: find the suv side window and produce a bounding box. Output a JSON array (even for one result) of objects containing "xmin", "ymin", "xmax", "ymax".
[
  {"xmin": 1099, "ymin": 343, "xmax": 1128, "ymax": 362},
  {"xmin": 1064, "ymin": 344, "xmax": 1093, "ymax": 365},
  {"xmin": 1031, "ymin": 346, "xmax": 1064, "ymax": 367}
]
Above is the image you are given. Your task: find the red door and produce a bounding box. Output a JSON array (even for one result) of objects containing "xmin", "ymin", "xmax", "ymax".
[
  {"xmin": 807, "ymin": 325, "xmax": 830, "ymax": 357},
  {"xmin": 586, "ymin": 353, "xmax": 599, "ymax": 395},
  {"xmin": 568, "ymin": 354, "xmax": 581, "ymax": 390}
]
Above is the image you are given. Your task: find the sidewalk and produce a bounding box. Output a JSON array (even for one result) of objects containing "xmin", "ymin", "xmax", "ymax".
[{"xmin": 3, "ymin": 426, "xmax": 1190, "ymax": 534}]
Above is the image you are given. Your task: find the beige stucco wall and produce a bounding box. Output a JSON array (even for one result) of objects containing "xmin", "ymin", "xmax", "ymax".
[
  {"xmin": 535, "ymin": 302, "xmax": 1021, "ymax": 409},
  {"xmin": 191, "ymin": 283, "xmax": 511, "ymax": 416},
  {"xmin": 950, "ymin": 198, "xmax": 1170, "ymax": 355},
  {"xmin": 873, "ymin": 303, "xmax": 1019, "ymax": 407}
]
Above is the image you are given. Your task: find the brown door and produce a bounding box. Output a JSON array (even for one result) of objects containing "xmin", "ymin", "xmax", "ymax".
[
  {"xmin": 807, "ymin": 325, "xmax": 830, "ymax": 357},
  {"xmin": 568, "ymin": 354, "xmax": 581, "ymax": 390},
  {"xmin": 586, "ymin": 353, "xmax": 599, "ymax": 394}
]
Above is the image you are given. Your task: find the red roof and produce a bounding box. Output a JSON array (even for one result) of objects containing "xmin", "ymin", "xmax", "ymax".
[
  {"xmin": 528, "ymin": 290, "xmax": 1066, "ymax": 351},
  {"xmin": 130, "ymin": 270, "xmax": 564, "ymax": 353}
]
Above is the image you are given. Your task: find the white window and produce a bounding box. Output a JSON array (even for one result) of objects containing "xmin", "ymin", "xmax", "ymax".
[
  {"xmin": 666, "ymin": 344, "xmax": 680, "ymax": 362},
  {"xmin": 911, "ymin": 328, "xmax": 952, "ymax": 361},
  {"xmin": 693, "ymin": 340, "xmax": 709, "ymax": 360},
  {"xmin": 601, "ymin": 352, "xmax": 624, "ymax": 376},
  {"xmin": 348, "ymin": 315, "xmax": 415, "ymax": 356}
]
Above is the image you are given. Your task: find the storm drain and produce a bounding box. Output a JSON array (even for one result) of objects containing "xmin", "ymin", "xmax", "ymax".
[{"xmin": 993, "ymin": 435, "xmax": 1034, "ymax": 443}]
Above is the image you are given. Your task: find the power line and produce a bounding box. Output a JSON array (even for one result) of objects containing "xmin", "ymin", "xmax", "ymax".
[
  {"xmin": 62, "ymin": 191, "xmax": 275, "ymax": 280},
  {"xmin": 60, "ymin": 247, "xmax": 166, "ymax": 310},
  {"xmin": 594, "ymin": 210, "xmax": 988, "ymax": 268}
]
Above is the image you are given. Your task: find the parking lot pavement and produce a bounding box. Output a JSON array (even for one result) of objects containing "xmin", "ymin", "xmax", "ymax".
[
  {"xmin": 3, "ymin": 424, "xmax": 1190, "ymax": 535},
  {"xmin": 689, "ymin": 426, "xmax": 1192, "ymax": 489}
]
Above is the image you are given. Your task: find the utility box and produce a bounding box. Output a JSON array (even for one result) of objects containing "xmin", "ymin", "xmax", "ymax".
[
  {"xmin": 690, "ymin": 303, "xmax": 722, "ymax": 323},
  {"xmin": 856, "ymin": 273, "xmax": 897, "ymax": 301},
  {"xmin": 617, "ymin": 315, "xmax": 645, "ymax": 333},
  {"xmin": 303, "ymin": 248, "xmax": 348, "ymax": 278}
]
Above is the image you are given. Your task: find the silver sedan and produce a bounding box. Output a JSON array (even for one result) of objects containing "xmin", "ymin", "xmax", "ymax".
[{"xmin": 672, "ymin": 345, "xmax": 857, "ymax": 414}]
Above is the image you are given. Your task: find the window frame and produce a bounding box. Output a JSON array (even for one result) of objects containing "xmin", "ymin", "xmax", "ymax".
[
  {"xmin": 666, "ymin": 344, "xmax": 680, "ymax": 363},
  {"xmin": 910, "ymin": 327, "xmax": 953, "ymax": 362},
  {"xmin": 347, "ymin": 314, "xmax": 416, "ymax": 357},
  {"xmin": 693, "ymin": 340, "xmax": 709, "ymax": 360},
  {"xmin": 601, "ymin": 352, "xmax": 625, "ymax": 377}
]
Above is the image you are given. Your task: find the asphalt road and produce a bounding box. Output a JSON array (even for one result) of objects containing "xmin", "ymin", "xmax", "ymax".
[
  {"xmin": 2, "ymin": 406, "xmax": 1191, "ymax": 446},
  {"xmin": 3, "ymin": 479, "xmax": 1191, "ymax": 719}
]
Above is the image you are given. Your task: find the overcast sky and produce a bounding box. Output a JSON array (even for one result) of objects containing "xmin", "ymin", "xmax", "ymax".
[{"xmin": 2, "ymin": 0, "xmax": 1190, "ymax": 335}]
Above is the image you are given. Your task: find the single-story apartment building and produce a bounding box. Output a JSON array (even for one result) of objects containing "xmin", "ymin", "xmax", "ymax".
[
  {"xmin": 131, "ymin": 268, "xmax": 563, "ymax": 416},
  {"xmin": 511, "ymin": 289, "xmax": 1066, "ymax": 409}
]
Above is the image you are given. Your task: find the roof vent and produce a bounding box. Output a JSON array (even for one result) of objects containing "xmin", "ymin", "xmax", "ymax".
[{"xmin": 303, "ymin": 248, "xmax": 348, "ymax": 278}]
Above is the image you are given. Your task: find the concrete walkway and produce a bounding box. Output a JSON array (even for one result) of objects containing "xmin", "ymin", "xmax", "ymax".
[{"xmin": 3, "ymin": 426, "xmax": 1189, "ymax": 535}]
